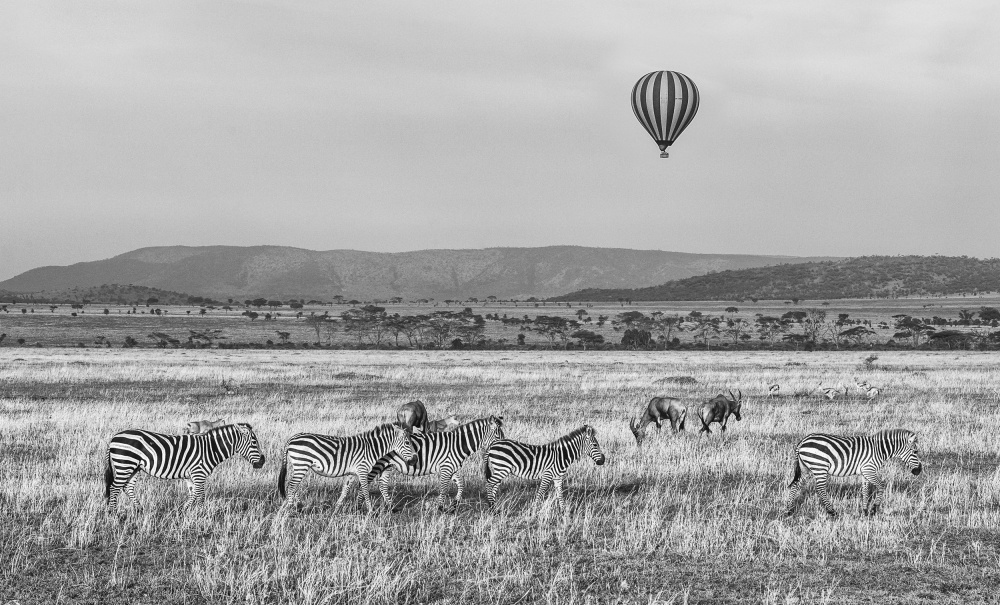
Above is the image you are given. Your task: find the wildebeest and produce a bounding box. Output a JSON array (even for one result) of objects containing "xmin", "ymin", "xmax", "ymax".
[
  {"xmin": 697, "ymin": 390, "xmax": 742, "ymax": 434},
  {"xmin": 425, "ymin": 415, "xmax": 460, "ymax": 433},
  {"xmin": 396, "ymin": 400, "xmax": 428, "ymax": 433},
  {"xmin": 184, "ymin": 418, "xmax": 226, "ymax": 434},
  {"xmin": 629, "ymin": 396, "xmax": 687, "ymax": 446}
]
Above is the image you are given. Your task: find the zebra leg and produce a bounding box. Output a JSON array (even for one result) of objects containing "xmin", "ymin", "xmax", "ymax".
[
  {"xmin": 784, "ymin": 463, "xmax": 804, "ymax": 515},
  {"xmin": 356, "ymin": 473, "xmax": 376, "ymax": 515},
  {"xmin": 814, "ymin": 473, "xmax": 837, "ymax": 518},
  {"xmin": 533, "ymin": 473, "xmax": 554, "ymax": 509},
  {"xmin": 122, "ymin": 470, "xmax": 141, "ymax": 508},
  {"xmin": 436, "ymin": 471, "xmax": 454, "ymax": 511},
  {"xmin": 485, "ymin": 469, "xmax": 509, "ymax": 513},
  {"xmin": 335, "ymin": 475, "xmax": 357, "ymax": 509},
  {"xmin": 860, "ymin": 468, "xmax": 886, "ymax": 515},
  {"xmin": 376, "ymin": 471, "xmax": 393, "ymax": 509},
  {"xmin": 453, "ymin": 474, "xmax": 463, "ymax": 504},
  {"xmin": 281, "ymin": 463, "xmax": 310, "ymax": 510},
  {"xmin": 184, "ymin": 471, "xmax": 208, "ymax": 510},
  {"xmin": 553, "ymin": 475, "xmax": 566, "ymax": 511}
]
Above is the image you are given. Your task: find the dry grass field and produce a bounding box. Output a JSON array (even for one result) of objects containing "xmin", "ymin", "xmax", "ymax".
[{"xmin": 3, "ymin": 348, "xmax": 1000, "ymax": 604}]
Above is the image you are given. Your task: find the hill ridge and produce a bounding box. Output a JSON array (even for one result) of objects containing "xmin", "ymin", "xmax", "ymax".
[
  {"xmin": 551, "ymin": 255, "xmax": 1000, "ymax": 301},
  {"xmin": 0, "ymin": 245, "xmax": 834, "ymax": 300}
]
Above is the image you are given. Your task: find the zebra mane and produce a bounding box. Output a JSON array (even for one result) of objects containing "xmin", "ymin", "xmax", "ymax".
[
  {"xmin": 554, "ymin": 425, "xmax": 591, "ymax": 445},
  {"xmin": 870, "ymin": 428, "xmax": 915, "ymax": 439},
  {"xmin": 203, "ymin": 424, "xmax": 233, "ymax": 436},
  {"xmin": 371, "ymin": 423, "xmax": 402, "ymax": 435}
]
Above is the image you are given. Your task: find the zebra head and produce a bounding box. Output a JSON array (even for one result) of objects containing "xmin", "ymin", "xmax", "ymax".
[
  {"xmin": 727, "ymin": 390, "xmax": 743, "ymax": 421},
  {"xmin": 488, "ymin": 415, "xmax": 506, "ymax": 445},
  {"xmin": 234, "ymin": 423, "xmax": 266, "ymax": 469},
  {"xmin": 390, "ymin": 424, "xmax": 418, "ymax": 465},
  {"xmin": 584, "ymin": 425, "xmax": 606, "ymax": 466},
  {"xmin": 899, "ymin": 431, "xmax": 923, "ymax": 476}
]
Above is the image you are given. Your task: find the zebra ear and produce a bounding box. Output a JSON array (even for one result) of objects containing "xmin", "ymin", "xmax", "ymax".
[{"xmin": 235, "ymin": 423, "xmax": 251, "ymax": 434}]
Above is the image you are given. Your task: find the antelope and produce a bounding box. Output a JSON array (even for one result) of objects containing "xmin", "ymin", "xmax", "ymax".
[
  {"xmin": 820, "ymin": 384, "xmax": 847, "ymax": 401},
  {"xmin": 697, "ymin": 390, "xmax": 742, "ymax": 434},
  {"xmin": 425, "ymin": 416, "xmax": 461, "ymax": 432},
  {"xmin": 855, "ymin": 380, "xmax": 871, "ymax": 393},
  {"xmin": 396, "ymin": 400, "xmax": 428, "ymax": 433},
  {"xmin": 866, "ymin": 387, "xmax": 880, "ymax": 400},
  {"xmin": 184, "ymin": 418, "xmax": 227, "ymax": 434},
  {"xmin": 767, "ymin": 384, "xmax": 780, "ymax": 398},
  {"xmin": 629, "ymin": 396, "xmax": 687, "ymax": 446}
]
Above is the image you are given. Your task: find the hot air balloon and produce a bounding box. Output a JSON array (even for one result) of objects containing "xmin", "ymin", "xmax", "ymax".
[{"xmin": 631, "ymin": 71, "xmax": 700, "ymax": 158}]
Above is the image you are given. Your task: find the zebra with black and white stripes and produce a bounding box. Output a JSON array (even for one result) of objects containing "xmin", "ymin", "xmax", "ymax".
[
  {"xmin": 277, "ymin": 423, "xmax": 416, "ymax": 513},
  {"xmin": 785, "ymin": 428, "xmax": 923, "ymax": 517},
  {"xmin": 104, "ymin": 423, "xmax": 265, "ymax": 513},
  {"xmin": 485, "ymin": 425, "xmax": 606, "ymax": 512},
  {"xmin": 365, "ymin": 415, "xmax": 505, "ymax": 511}
]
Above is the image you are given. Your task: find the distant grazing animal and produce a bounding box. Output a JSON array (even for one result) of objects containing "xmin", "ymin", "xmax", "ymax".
[
  {"xmin": 425, "ymin": 416, "xmax": 461, "ymax": 433},
  {"xmin": 277, "ymin": 424, "xmax": 417, "ymax": 513},
  {"xmin": 366, "ymin": 416, "xmax": 505, "ymax": 510},
  {"xmin": 629, "ymin": 396, "xmax": 687, "ymax": 446},
  {"xmin": 768, "ymin": 384, "xmax": 780, "ymax": 398},
  {"xmin": 396, "ymin": 400, "xmax": 428, "ymax": 433},
  {"xmin": 866, "ymin": 387, "xmax": 880, "ymax": 400},
  {"xmin": 184, "ymin": 418, "xmax": 226, "ymax": 435},
  {"xmin": 785, "ymin": 429, "xmax": 923, "ymax": 517},
  {"xmin": 855, "ymin": 380, "xmax": 871, "ymax": 393},
  {"xmin": 105, "ymin": 423, "xmax": 265, "ymax": 513},
  {"xmin": 820, "ymin": 384, "xmax": 846, "ymax": 400},
  {"xmin": 485, "ymin": 425, "xmax": 606, "ymax": 512},
  {"xmin": 697, "ymin": 390, "xmax": 742, "ymax": 434},
  {"xmin": 220, "ymin": 379, "xmax": 236, "ymax": 395}
]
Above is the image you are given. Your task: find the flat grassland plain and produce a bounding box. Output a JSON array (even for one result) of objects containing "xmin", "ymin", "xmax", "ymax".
[{"xmin": 3, "ymin": 349, "xmax": 1000, "ymax": 604}]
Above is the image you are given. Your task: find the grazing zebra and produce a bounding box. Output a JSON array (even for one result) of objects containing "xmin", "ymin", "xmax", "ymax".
[
  {"xmin": 485, "ymin": 425, "xmax": 606, "ymax": 512},
  {"xmin": 277, "ymin": 423, "xmax": 416, "ymax": 513},
  {"xmin": 104, "ymin": 423, "xmax": 265, "ymax": 513},
  {"xmin": 365, "ymin": 415, "xmax": 505, "ymax": 510},
  {"xmin": 768, "ymin": 383, "xmax": 780, "ymax": 398},
  {"xmin": 785, "ymin": 429, "xmax": 923, "ymax": 517}
]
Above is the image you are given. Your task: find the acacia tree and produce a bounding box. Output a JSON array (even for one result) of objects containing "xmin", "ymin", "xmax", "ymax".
[{"xmin": 892, "ymin": 315, "xmax": 935, "ymax": 348}]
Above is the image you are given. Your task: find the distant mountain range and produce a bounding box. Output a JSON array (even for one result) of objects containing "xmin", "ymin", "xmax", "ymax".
[
  {"xmin": 0, "ymin": 245, "xmax": 832, "ymax": 301},
  {"xmin": 552, "ymin": 255, "xmax": 1000, "ymax": 301}
]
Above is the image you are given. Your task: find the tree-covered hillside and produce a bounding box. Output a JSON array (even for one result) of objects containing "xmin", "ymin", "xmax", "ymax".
[
  {"xmin": 0, "ymin": 284, "xmax": 219, "ymax": 306},
  {"xmin": 551, "ymin": 256, "xmax": 1000, "ymax": 302}
]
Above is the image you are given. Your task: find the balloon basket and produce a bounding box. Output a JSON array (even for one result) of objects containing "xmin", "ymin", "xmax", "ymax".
[{"xmin": 660, "ymin": 151, "xmax": 669, "ymax": 159}]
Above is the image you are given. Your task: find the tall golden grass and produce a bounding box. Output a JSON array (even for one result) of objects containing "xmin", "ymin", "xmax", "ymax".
[{"xmin": 2, "ymin": 349, "xmax": 999, "ymax": 603}]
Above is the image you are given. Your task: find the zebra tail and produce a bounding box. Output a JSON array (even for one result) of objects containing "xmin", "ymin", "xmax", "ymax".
[
  {"xmin": 277, "ymin": 450, "xmax": 288, "ymax": 500},
  {"xmin": 104, "ymin": 451, "xmax": 113, "ymax": 501},
  {"xmin": 679, "ymin": 409, "xmax": 687, "ymax": 431},
  {"xmin": 788, "ymin": 457, "xmax": 802, "ymax": 487}
]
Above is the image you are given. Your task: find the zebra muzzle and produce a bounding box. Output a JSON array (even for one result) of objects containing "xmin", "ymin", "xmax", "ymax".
[
  {"xmin": 253, "ymin": 456, "xmax": 266, "ymax": 469},
  {"xmin": 911, "ymin": 465, "xmax": 922, "ymax": 476}
]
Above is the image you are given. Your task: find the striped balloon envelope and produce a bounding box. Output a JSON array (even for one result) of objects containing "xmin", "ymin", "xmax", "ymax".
[{"xmin": 631, "ymin": 71, "xmax": 700, "ymax": 158}]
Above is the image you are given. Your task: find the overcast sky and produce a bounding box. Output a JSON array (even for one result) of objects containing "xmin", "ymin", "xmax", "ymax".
[{"xmin": 2, "ymin": 1, "xmax": 999, "ymax": 280}]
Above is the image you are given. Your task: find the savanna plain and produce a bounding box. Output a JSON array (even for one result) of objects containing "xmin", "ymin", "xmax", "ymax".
[{"xmin": 3, "ymin": 348, "xmax": 1000, "ymax": 604}]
